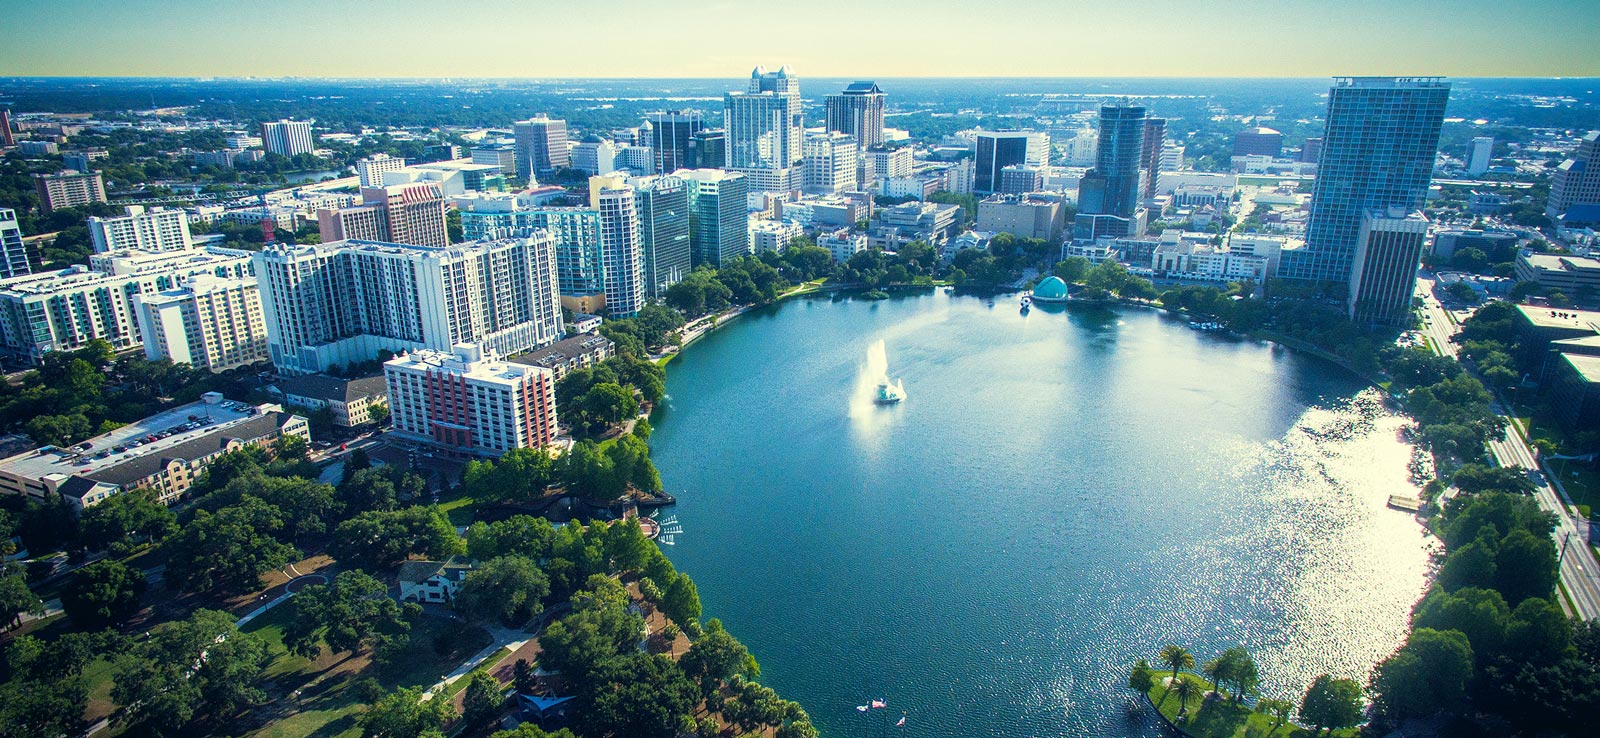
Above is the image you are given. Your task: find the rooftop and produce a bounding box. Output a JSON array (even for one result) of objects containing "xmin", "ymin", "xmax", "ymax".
[
  {"xmin": 0, "ymin": 398, "xmax": 271, "ymax": 483},
  {"xmin": 276, "ymin": 373, "xmax": 388, "ymax": 404},
  {"xmin": 84, "ymin": 412, "xmax": 295, "ymax": 489},
  {"xmin": 1562, "ymin": 352, "xmax": 1600, "ymax": 384},
  {"xmin": 509, "ymin": 333, "xmax": 614, "ymax": 368},
  {"xmin": 1514, "ymin": 304, "xmax": 1600, "ymax": 331},
  {"xmin": 387, "ymin": 345, "xmax": 549, "ymax": 384},
  {"xmin": 1520, "ymin": 253, "xmax": 1600, "ymax": 272}
]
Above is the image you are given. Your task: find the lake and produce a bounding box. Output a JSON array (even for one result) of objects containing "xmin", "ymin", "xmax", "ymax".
[{"xmin": 650, "ymin": 290, "xmax": 1433, "ymax": 738}]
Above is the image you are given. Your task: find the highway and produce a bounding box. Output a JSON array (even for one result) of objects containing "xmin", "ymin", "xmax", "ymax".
[{"xmin": 1415, "ymin": 277, "xmax": 1600, "ymax": 620}]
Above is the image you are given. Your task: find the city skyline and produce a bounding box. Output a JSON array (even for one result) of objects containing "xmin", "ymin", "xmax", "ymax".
[{"xmin": 2, "ymin": 0, "xmax": 1597, "ymax": 78}]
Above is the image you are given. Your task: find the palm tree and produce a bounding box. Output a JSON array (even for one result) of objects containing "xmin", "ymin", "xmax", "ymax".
[
  {"xmin": 1159, "ymin": 645, "xmax": 1194, "ymax": 684},
  {"xmin": 1172, "ymin": 678, "xmax": 1197, "ymax": 717},
  {"xmin": 1202, "ymin": 656, "xmax": 1229, "ymax": 701}
]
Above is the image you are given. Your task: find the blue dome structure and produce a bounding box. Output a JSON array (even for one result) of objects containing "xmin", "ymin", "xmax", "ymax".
[{"xmin": 1031, "ymin": 276, "xmax": 1070, "ymax": 302}]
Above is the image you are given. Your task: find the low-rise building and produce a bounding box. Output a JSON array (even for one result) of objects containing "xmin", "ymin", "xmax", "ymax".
[
  {"xmin": 1514, "ymin": 252, "xmax": 1600, "ymax": 295},
  {"xmin": 870, "ymin": 201, "xmax": 961, "ymax": 250},
  {"xmin": 398, "ymin": 557, "xmax": 475, "ymax": 603},
  {"xmin": 385, "ymin": 344, "xmax": 557, "ymax": 457},
  {"xmin": 1549, "ymin": 352, "xmax": 1600, "ymax": 431},
  {"xmin": 508, "ymin": 333, "xmax": 615, "ymax": 382},
  {"xmin": 275, "ymin": 374, "xmax": 390, "ymax": 428},
  {"xmin": 0, "ymin": 396, "xmax": 309, "ymax": 509},
  {"xmin": 749, "ymin": 220, "xmax": 803, "ymax": 254},
  {"xmin": 976, "ymin": 193, "xmax": 1065, "ymax": 242},
  {"xmin": 817, "ymin": 229, "xmax": 867, "ymax": 263}
]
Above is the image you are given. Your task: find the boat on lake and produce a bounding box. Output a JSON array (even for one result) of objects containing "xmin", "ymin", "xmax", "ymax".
[{"xmin": 875, "ymin": 379, "xmax": 905, "ymax": 404}]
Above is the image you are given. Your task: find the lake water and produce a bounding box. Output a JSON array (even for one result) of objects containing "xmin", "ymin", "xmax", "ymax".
[{"xmin": 650, "ymin": 291, "xmax": 1433, "ymax": 738}]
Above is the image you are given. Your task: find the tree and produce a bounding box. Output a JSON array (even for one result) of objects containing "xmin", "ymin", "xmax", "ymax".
[
  {"xmin": 1173, "ymin": 677, "xmax": 1197, "ymax": 715},
  {"xmin": 112, "ymin": 609, "xmax": 270, "ymax": 734},
  {"xmin": 60, "ymin": 559, "xmax": 146, "ymax": 628},
  {"xmin": 274, "ymin": 432, "xmax": 309, "ymax": 460},
  {"xmin": 575, "ymin": 653, "xmax": 699, "ymax": 738},
  {"xmin": 1413, "ymin": 586, "xmax": 1510, "ymax": 664},
  {"xmin": 1128, "ymin": 658, "xmax": 1155, "ymax": 693},
  {"xmin": 1494, "ymin": 528, "xmax": 1558, "ymax": 604},
  {"xmin": 462, "ymin": 670, "xmax": 505, "ymax": 728},
  {"xmin": 465, "ymin": 515, "xmax": 557, "ymax": 561},
  {"xmin": 0, "ymin": 571, "xmax": 45, "ymax": 630},
  {"xmin": 0, "ymin": 676, "xmax": 88, "ymax": 738},
  {"xmin": 1255, "ymin": 698, "xmax": 1293, "ymax": 734},
  {"xmin": 359, "ymin": 686, "xmax": 455, "ymax": 738},
  {"xmin": 1299, "ymin": 674, "xmax": 1363, "ymax": 734},
  {"xmin": 456, "ymin": 556, "xmax": 551, "ymax": 627},
  {"xmin": 79, "ymin": 490, "xmax": 177, "ymax": 550},
  {"xmin": 1369, "ymin": 628, "xmax": 1474, "ymax": 720},
  {"xmin": 681, "ymin": 618, "xmax": 759, "ymax": 698},
  {"xmin": 331, "ymin": 506, "xmax": 462, "ymax": 571},
  {"xmin": 660, "ymin": 573, "xmax": 702, "ymax": 627},
  {"xmin": 1159, "ymin": 644, "xmax": 1195, "ymax": 683},
  {"xmin": 163, "ymin": 496, "xmax": 298, "ymax": 594},
  {"xmin": 285, "ymin": 570, "xmax": 411, "ymax": 658}
]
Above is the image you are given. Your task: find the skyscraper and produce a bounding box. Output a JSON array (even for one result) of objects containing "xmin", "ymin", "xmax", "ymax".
[
  {"xmin": 1466, "ymin": 136, "xmax": 1494, "ymax": 176},
  {"xmin": 33, "ymin": 170, "xmax": 106, "ymax": 213},
  {"xmin": 1348, "ymin": 208, "xmax": 1430, "ymax": 326},
  {"xmin": 1141, "ymin": 117, "xmax": 1166, "ymax": 201},
  {"xmin": 803, "ymin": 132, "xmax": 860, "ymax": 195},
  {"xmin": 1547, "ymin": 131, "xmax": 1599, "ymax": 222},
  {"xmin": 645, "ymin": 110, "xmax": 704, "ymax": 174},
  {"xmin": 260, "ymin": 120, "xmax": 314, "ymax": 157},
  {"xmin": 688, "ymin": 129, "xmax": 726, "ymax": 170},
  {"xmin": 0, "ymin": 110, "xmax": 14, "ymax": 147},
  {"xmin": 1072, "ymin": 104, "xmax": 1149, "ymax": 240},
  {"xmin": 680, "ymin": 169, "xmax": 750, "ymax": 267},
  {"xmin": 632, "ymin": 174, "xmax": 692, "ymax": 299},
  {"xmin": 318, "ymin": 183, "xmax": 450, "ymax": 247},
  {"xmin": 1280, "ymin": 77, "xmax": 1449, "ymax": 287},
  {"xmin": 88, "ymin": 206, "xmax": 193, "ymax": 253},
  {"xmin": 825, "ymin": 81, "xmax": 886, "ymax": 150},
  {"xmin": 1233, "ymin": 127, "xmax": 1284, "ymax": 157},
  {"xmin": 974, "ymin": 131, "xmax": 1048, "ymax": 195},
  {"xmin": 590, "ymin": 175, "xmax": 645, "ymax": 318},
  {"xmin": 515, "ymin": 116, "xmax": 570, "ymax": 177},
  {"xmin": 0, "ymin": 208, "xmax": 31, "ymax": 279},
  {"xmin": 724, "ymin": 66, "xmax": 803, "ymax": 192}
]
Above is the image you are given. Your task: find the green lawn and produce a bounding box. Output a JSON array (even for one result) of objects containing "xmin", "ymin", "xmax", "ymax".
[
  {"xmin": 1144, "ymin": 672, "xmax": 1357, "ymax": 738},
  {"xmin": 435, "ymin": 486, "xmax": 481, "ymax": 528}
]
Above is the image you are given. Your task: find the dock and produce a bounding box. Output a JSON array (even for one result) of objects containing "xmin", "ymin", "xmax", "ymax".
[{"xmin": 1387, "ymin": 495, "xmax": 1424, "ymax": 512}]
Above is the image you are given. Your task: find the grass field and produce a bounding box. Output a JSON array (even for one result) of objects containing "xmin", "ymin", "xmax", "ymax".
[{"xmin": 1144, "ymin": 672, "xmax": 1358, "ymax": 738}]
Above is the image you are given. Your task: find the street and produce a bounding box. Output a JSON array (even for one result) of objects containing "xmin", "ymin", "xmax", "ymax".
[{"xmin": 1415, "ymin": 277, "xmax": 1600, "ymax": 619}]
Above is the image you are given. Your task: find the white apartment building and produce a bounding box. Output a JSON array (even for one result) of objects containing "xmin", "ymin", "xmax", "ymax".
[
  {"xmin": 750, "ymin": 219, "xmax": 803, "ymax": 254},
  {"xmin": 88, "ymin": 205, "xmax": 194, "ymax": 253},
  {"xmin": 385, "ymin": 344, "xmax": 557, "ymax": 457},
  {"xmin": 260, "ymin": 120, "xmax": 314, "ymax": 157},
  {"xmin": 865, "ymin": 147, "xmax": 913, "ymax": 182},
  {"xmin": 817, "ymin": 229, "xmax": 867, "ymax": 262},
  {"xmin": 356, "ymin": 153, "xmax": 407, "ymax": 187},
  {"xmin": 590, "ymin": 175, "xmax": 645, "ymax": 318},
  {"xmin": 253, "ymin": 235, "xmax": 563, "ymax": 376},
  {"xmin": 803, "ymin": 132, "xmax": 859, "ymax": 195},
  {"xmin": 133, "ymin": 274, "xmax": 269, "ymax": 372},
  {"xmin": 0, "ymin": 207, "xmax": 30, "ymax": 279}
]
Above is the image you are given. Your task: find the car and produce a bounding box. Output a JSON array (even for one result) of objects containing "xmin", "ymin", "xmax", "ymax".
[{"xmin": 113, "ymin": 445, "xmax": 127, "ymax": 453}]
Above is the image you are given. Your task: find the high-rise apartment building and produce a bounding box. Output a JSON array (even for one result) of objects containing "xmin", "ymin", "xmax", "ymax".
[
  {"xmin": 866, "ymin": 146, "xmax": 913, "ymax": 182},
  {"xmin": 1141, "ymin": 117, "xmax": 1166, "ymax": 201},
  {"xmin": 1073, "ymin": 104, "xmax": 1150, "ymax": 240},
  {"xmin": 590, "ymin": 175, "xmax": 645, "ymax": 318},
  {"xmin": 974, "ymin": 132, "xmax": 1048, "ymax": 194},
  {"xmin": 260, "ymin": 120, "xmax": 314, "ymax": 157},
  {"xmin": 385, "ymin": 344, "xmax": 557, "ymax": 457},
  {"xmin": 524, "ymin": 208, "xmax": 603, "ymax": 298},
  {"xmin": 803, "ymin": 132, "xmax": 860, "ymax": 195},
  {"xmin": 825, "ymin": 81, "xmax": 886, "ymax": 150},
  {"xmin": 88, "ymin": 205, "xmax": 193, "ymax": 253},
  {"xmin": 632, "ymin": 174, "xmax": 693, "ymax": 299},
  {"xmin": 356, "ymin": 153, "xmax": 408, "ymax": 187},
  {"xmin": 33, "ymin": 170, "xmax": 106, "ymax": 213},
  {"xmin": 253, "ymin": 235, "xmax": 563, "ymax": 376},
  {"xmin": 725, "ymin": 66, "xmax": 804, "ymax": 192},
  {"xmin": 1548, "ymin": 131, "xmax": 1600, "ymax": 222},
  {"xmin": 680, "ymin": 169, "xmax": 750, "ymax": 267},
  {"xmin": 1280, "ymin": 77, "xmax": 1449, "ymax": 287},
  {"xmin": 1348, "ymin": 208, "xmax": 1430, "ymax": 326},
  {"xmin": 645, "ymin": 110, "xmax": 705, "ymax": 174},
  {"xmin": 515, "ymin": 116, "xmax": 569, "ymax": 177},
  {"xmin": 0, "ymin": 110, "xmax": 13, "ymax": 147},
  {"xmin": 133, "ymin": 274, "xmax": 269, "ymax": 372},
  {"xmin": 1466, "ymin": 136, "xmax": 1494, "ymax": 176},
  {"xmin": 318, "ymin": 183, "xmax": 449, "ymax": 247},
  {"xmin": 0, "ymin": 208, "xmax": 31, "ymax": 279}
]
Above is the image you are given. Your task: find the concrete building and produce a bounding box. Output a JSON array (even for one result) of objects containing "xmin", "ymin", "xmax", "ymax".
[
  {"xmin": 275, "ymin": 374, "xmax": 388, "ymax": 427},
  {"xmin": 1432, "ymin": 228, "xmax": 1518, "ymax": 261},
  {"xmin": 1348, "ymin": 208, "xmax": 1430, "ymax": 326},
  {"xmin": 632, "ymin": 174, "xmax": 692, "ymax": 299},
  {"xmin": 589, "ymin": 175, "xmax": 644, "ymax": 318},
  {"xmin": 89, "ymin": 205, "xmax": 193, "ymax": 253},
  {"xmin": 1233, "ymin": 127, "xmax": 1283, "ymax": 157},
  {"xmin": 688, "ymin": 129, "xmax": 726, "ymax": 170},
  {"xmin": 977, "ymin": 194, "xmax": 1065, "ymax": 242},
  {"xmin": 750, "ymin": 219, "xmax": 803, "ymax": 254},
  {"xmin": 133, "ymin": 274, "xmax": 268, "ymax": 372},
  {"xmin": 1074, "ymin": 103, "xmax": 1149, "ymax": 240},
  {"xmin": 680, "ymin": 169, "xmax": 750, "ymax": 267},
  {"xmin": 471, "ymin": 142, "xmax": 518, "ymax": 174},
  {"xmin": 817, "ymin": 229, "xmax": 867, "ymax": 263},
  {"xmin": 1141, "ymin": 118, "xmax": 1166, "ymax": 201},
  {"xmin": 356, "ymin": 153, "xmax": 407, "ymax": 187},
  {"xmin": 866, "ymin": 146, "xmax": 913, "ymax": 182},
  {"xmin": 0, "ymin": 110, "xmax": 12, "ymax": 147},
  {"xmin": 975, "ymin": 131, "xmax": 1049, "ymax": 194},
  {"xmin": 870, "ymin": 201, "xmax": 961, "ymax": 250},
  {"xmin": 385, "ymin": 344, "xmax": 557, "ymax": 457},
  {"xmin": 33, "ymin": 170, "xmax": 106, "ymax": 213},
  {"xmin": 824, "ymin": 81, "xmax": 886, "ymax": 150},
  {"xmin": 1548, "ymin": 131, "xmax": 1600, "ymax": 222},
  {"xmin": 508, "ymin": 333, "xmax": 615, "ymax": 381},
  {"xmin": 1466, "ymin": 136, "xmax": 1494, "ymax": 176},
  {"xmin": 260, "ymin": 120, "xmax": 314, "ymax": 157},
  {"xmin": 803, "ymin": 132, "xmax": 859, "ymax": 195},
  {"xmin": 0, "ymin": 397, "xmax": 309, "ymax": 509},
  {"xmin": 0, "ymin": 208, "xmax": 30, "ymax": 279},
  {"xmin": 318, "ymin": 182, "xmax": 449, "ymax": 248},
  {"xmin": 515, "ymin": 116, "xmax": 569, "ymax": 177},
  {"xmin": 644, "ymin": 110, "xmax": 704, "ymax": 174},
  {"xmin": 19, "ymin": 141, "xmax": 59, "ymax": 157},
  {"xmin": 1279, "ymin": 77, "xmax": 1449, "ymax": 288},
  {"xmin": 725, "ymin": 66, "xmax": 804, "ymax": 192},
  {"xmin": 1300, "ymin": 137, "xmax": 1324, "ymax": 163},
  {"xmin": 253, "ymin": 235, "xmax": 562, "ymax": 376},
  {"xmin": 1514, "ymin": 252, "xmax": 1600, "ymax": 294},
  {"xmin": 779, "ymin": 195, "xmax": 867, "ymax": 230}
]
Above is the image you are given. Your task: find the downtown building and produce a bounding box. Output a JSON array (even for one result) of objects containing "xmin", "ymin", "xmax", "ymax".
[
  {"xmin": 0, "ymin": 208, "xmax": 31, "ymax": 279},
  {"xmin": 1074, "ymin": 104, "xmax": 1149, "ymax": 241},
  {"xmin": 803, "ymin": 131, "xmax": 860, "ymax": 195},
  {"xmin": 631, "ymin": 174, "xmax": 693, "ymax": 299},
  {"xmin": 356, "ymin": 153, "xmax": 408, "ymax": 187},
  {"xmin": 825, "ymin": 81, "xmax": 886, "ymax": 150},
  {"xmin": 590, "ymin": 175, "xmax": 646, "ymax": 318},
  {"xmin": 260, "ymin": 120, "xmax": 314, "ymax": 157},
  {"xmin": 133, "ymin": 274, "xmax": 269, "ymax": 372},
  {"xmin": 88, "ymin": 205, "xmax": 193, "ymax": 253},
  {"xmin": 385, "ymin": 343, "xmax": 557, "ymax": 457},
  {"xmin": 679, "ymin": 168, "xmax": 750, "ymax": 267},
  {"xmin": 318, "ymin": 182, "xmax": 450, "ymax": 247},
  {"xmin": 724, "ymin": 66, "xmax": 804, "ymax": 193},
  {"xmin": 456, "ymin": 199, "xmax": 606, "ymax": 309},
  {"xmin": 253, "ymin": 235, "xmax": 563, "ymax": 376},
  {"xmin": 974, "ymin": 131, "xmax": 1049, "ymax": 195},
  {"xmin": 33, "ymin": 170, "xmax": 106, "ymax": 213},
  {"xmin": 515, "ymin": 116, "xmax": 570, "ymax": 177},
  {"xmin": 644, "ymin": 110, "xmax": 705, "ymax": 174},
  {"xmin": 1548, "ymin": 131, "xmax": 1600, "ymax": 225},
  {"xmin": 1278, "ymin": 76, "xmax": 1449, "ymax": 325}
]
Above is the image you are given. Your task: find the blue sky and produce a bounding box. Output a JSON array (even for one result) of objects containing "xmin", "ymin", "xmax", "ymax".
[{"xmin": 1, "ymin": 0, "xmax": 1596, "ymax": 78}]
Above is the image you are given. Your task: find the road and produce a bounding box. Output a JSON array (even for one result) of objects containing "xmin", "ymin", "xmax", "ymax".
[{"xmin": 1415, "ymin": 277, "xmax": 1600, "ymax": 619}]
